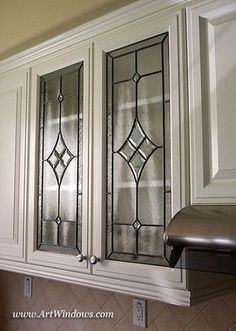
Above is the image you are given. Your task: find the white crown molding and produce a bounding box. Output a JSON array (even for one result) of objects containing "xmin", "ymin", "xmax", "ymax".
[{"xmin": 0, "ymin": 0, "xmax": 187, "ymax": 74}]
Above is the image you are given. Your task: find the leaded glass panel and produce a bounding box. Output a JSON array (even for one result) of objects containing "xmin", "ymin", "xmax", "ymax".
[
  {"xmin": 37, "ymin": 62, "xmax": 83, "ymax": 255},
  {"xmin": 106, "ymin": 33, "xmax": 170, "ymax": 266}
]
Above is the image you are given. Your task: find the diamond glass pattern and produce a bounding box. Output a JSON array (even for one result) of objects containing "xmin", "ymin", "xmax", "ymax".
[
  {"xmin": 129, "ymin": 152, "xmax": 146, "ymax": 180},
  {"xmin": 106, "ymin": 33, "xmax": 170, "ymax": 265},
  {"xmin": 118, "ymin": 119, "xmax": 157, "ymax": 181},
  {"xmin": 133, "ymin": 219, "xmax": 142, "ymax": 230},
  {"xmin": 129, "ymin": 120, "xmax": 145, "ymax": 147},
  {"xmin": 47, "ymin": 132, "xmax": 74, "ymax": 185},
  {"xmin": 119, "ymin": 141, "xmax": 135, "ymax": 161},
  {"xmin": 55, "ymin": 216, "xmax": 62, "ymax": 225},
  {"xmin": 38, "ymin": 61, "xmax": 83, "ymax": 256},
  {"xmin": 58, "ymin": 94, "xmax": 64, "ymax": 102},
  {"xmin": 132, "ymin": 73, "xmax": 141, "ymax": 82}
]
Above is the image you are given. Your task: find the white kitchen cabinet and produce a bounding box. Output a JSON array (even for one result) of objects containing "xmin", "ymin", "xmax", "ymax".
[
  {"xmin": 27, "ymin": 45, "xmax": 91, "ymax": 273},
  {"xmin": 0, "ymin": 69, "xmax": 28, "ymax": 261},
  {"xmin": 24, "ymin": 2, "xmax": 190, "ymax": 305},
  {"xmin": 0, "ymin": 0, "xmax": 234, "ymax": 306},
  {"xmin": 92, "ymin": 6, "xmax": 189, "ymax": 299},
  {"xmin": 187, "ymin": 0, "xmax": 236, "ymax": 204},
  {"xmin": 25, "ymin": 1, "xmax": 191, "ymax": 305}
]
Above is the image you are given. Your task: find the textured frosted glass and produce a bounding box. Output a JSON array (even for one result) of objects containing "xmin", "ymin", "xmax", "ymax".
[
  {"xmin": 60, "ymin": 159, "xmax": 77, "ymax": 221},
  {"xmin": 113, "ymin": 154, "xmax": 136, "ymax": 224},
  {"xmin": 106, "ymin": 194, "xmax": 112, "ymax": 255},
  {"xmin": 59, "ymin": 222, "xmax": 76, "ymax": 247},
  {"xmin": 38, "ymin": 62, "xmax": 83, "ymax": 255},
  {"xmin": 43, "ymin": 102, "xmax": 60, "ymax": 158},
  {"xmin": 138, "ymin": 226, "xmax": 164, "ymax": 256},
  {"xmin": 113, "ymin": 81, "xmax": 136, "ymax": 151},
  {"xmin": 165, "ymin": 192, "xmax": 171, "ymax": 226},
  {"xmin": 138, "ymin": 74, "xmax": 163, "ymax": 146},
  {"xmin": 45, "ymin": 78, "xmax": 60, "ymax": 103},
  {"xmin": 62, "ymin": 71, "xmax": 78, "ymax": 96},
  {"xmin": 113, "ymin": 225, "xmax": 136, "ymax": 253},
  {"xmin": 137, "ymin": 44, "xmax": 162, "ymax": 75},
  {"xmin": 106, "ymin": 33, "xmax": 170, "ymax": 265},
  {"xmin": 42, "ymin": 163, "xmax": 58, "ymax": 221},
  {"xmin": 138, "ymin": 150, "xmax": 164, "ymax": 225},
  {"xmin": 109, "ymin": 33, "xmax": 166, "ymax": 58},
  {"xmin": 42, "ymin": 220, "xmax": 57, "ymax": 245},
  {"xmin": 61, "ymin": 96, "xmax": 78, "ymax": 154},
  {"xmin": 165, "ymin": 103, "xmax": 171, "ymax": 190},
  {"xmin": 113, "ymin": 53, "xmax": 135, "ymax": 82}
]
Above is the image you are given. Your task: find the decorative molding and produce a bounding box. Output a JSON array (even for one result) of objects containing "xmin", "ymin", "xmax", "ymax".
[
  {"xmin": 0, "ymin": 0, "xmax": 187, "ymax": 74},
  {"xmin": 0, "ymin": 258, "xmax": 191, "ymax": 306}
]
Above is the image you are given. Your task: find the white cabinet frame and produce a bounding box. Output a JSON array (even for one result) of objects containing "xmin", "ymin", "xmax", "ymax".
[
  {"xmin": 92, "ymin": 9, "xmax": 189, "ymax": 290},
  {"xmin": 0, "ymin": 69, "xmax": 28, "ymax": 261},
  {"xmin": 27, "ymin": 45, "xmax": 91, "ymax": 272},
  {"xmin": 187, "ymin": 0, "xmax": 236, "ymax": 203}
]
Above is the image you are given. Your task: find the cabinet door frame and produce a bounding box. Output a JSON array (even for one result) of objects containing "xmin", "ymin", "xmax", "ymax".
[
  {"xmin": 92, "ymin": 9, "xmax": 189, "ymax": 288},
  {"xmin": 187, "ymin": 0, "xmax": 236, "ymax": 204},
  {"xmin": 27, "ymin": 44, "xmax": 92, "ymax": 272},
  {"xmin": 0, "ymin": 69, "xmax": 28, "ymax": 261}
]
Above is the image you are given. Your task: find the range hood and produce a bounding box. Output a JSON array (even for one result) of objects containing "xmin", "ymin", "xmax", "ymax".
[{"xmin": 163, "ymin": 205, "xmax": 236, "ymax": 274}]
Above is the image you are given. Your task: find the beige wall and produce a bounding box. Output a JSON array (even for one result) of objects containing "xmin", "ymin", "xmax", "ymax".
[
  {"xmin": 0, "ymin": 271, "xmax": 236, "ymax": 330},
  {"xmin": 0, "ymin": 0, "xmax": 135, "ymax": 60}
]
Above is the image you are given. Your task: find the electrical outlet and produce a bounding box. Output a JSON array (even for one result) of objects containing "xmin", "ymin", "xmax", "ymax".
[
  {"xmin": 133, "ymin": 298, "xmax": 147, "ymax": 328},
  {"xmin": 24, "ymin": 276, "xmax": 33, "ymax": 298}
]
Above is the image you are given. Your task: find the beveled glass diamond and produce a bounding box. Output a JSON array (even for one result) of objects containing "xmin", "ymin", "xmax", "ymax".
[
  {"xmin": 129, "ymin": 152, "xmax": 145, "ymax": 180},
  {"xmin": 118, "ymin": 119, "xmax": 158, "ymax": 182},
  {"xmin": 119, "ymin": 141, "xmax": 135, "ymax": 161},
  {"xmin": 55, "ymin": 134, "xmax": 66, "ymax": 155},
  {"xmin": 132, "ymin": 73, "xmax": 141, "ymax": 82},
  {"xmin": 133, "ymin": 219, "xmax": 142, "ymax": 230},
  {"xmin": 48, "ymin": 152, "xmax": 59, "ymax": 168},
  {"xmin": 55, "ymin": 216, "xmax": 62, "ymax": 225},
  {"xmin": 62, "ymin": 150, "xmax": 73, "ymax": 164},
  {"xmin": 54, "ymin": 161, "xmax": 65, "ymax": 180},
  {"xmin": 47, "ymin": 132, "xmax": 74, "ymax": 184},
  {"xmin": 129, "ymin": 121, "xmax": 145, "ymax": 147},
  {"xmin": 138, "ymin": 138, "xmax": 157, "ymax": 160},
  {"xmin": 58, "ymin": 94, "xmax": 64, "ymax": 102}
]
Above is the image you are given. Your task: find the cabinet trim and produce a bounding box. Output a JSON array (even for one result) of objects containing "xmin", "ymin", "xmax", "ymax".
[{"xmin": 0, "ymin": 1, "xmax": 188, "ymax": 74}]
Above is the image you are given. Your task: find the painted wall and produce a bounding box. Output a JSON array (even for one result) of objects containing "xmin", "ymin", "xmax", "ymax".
[
  {"xmin": 0, "ymin": 0, "xmax": 135, "ymax": 60},
  {"xmin": 0, "ymin": 271, "xmax": 236, "ymax": 330}
]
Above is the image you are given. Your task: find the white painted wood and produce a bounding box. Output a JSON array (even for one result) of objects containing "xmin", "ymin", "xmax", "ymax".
[
  {"xmin": 0, "ymin": 0, "xmax": 225, "ymax": 305},
  {"xmin": 0, "ymin": 69, "xmax": 28, "ymax": 260},
  {"xmin": 187, "ymin": 0, "xmax": 236, "ymax": 203},
  {"xmin": 92, "ymin": 8, "xmax": 189, "ymax": 290},
  {"xmin": 0, "ymin": 1, "xmax": 187, "ymax": 75},
  {"xmin": 0, "ymin": 257, "xmax": 192, "ymax": 306},
  {"xmin": 27, "ymin": 45, "xmax": 91, "ymax": 273}
]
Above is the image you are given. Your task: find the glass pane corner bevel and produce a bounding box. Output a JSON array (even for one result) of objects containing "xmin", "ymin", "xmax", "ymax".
[
  {"xmin": 106, "ymin": 32, "xmax": 171, "ymax": 266},
  {"xmin": 37, "ymin": 62, "xmax": 83, "ymax": 256}
]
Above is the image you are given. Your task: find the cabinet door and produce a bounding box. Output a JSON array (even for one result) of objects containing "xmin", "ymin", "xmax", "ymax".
[
  {"xmin": 27, "ymin": 45, "xmax": 91, "ymax": 273},
  {"xmin": 0, "ymin": 69, "xmax": 27, "ymax": 261},
  {"xmin": 188, "ymin": 0, "xmax": 236, "ymax": 203},
  {"xmin": 92, "ymin": 9, "xmax": 189, "ymax": 294}
]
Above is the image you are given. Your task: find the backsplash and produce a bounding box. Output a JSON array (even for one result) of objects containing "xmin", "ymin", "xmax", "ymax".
[{"xmin": 0, "ymin": 271, "xmax": 236, "ymax": 331}]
